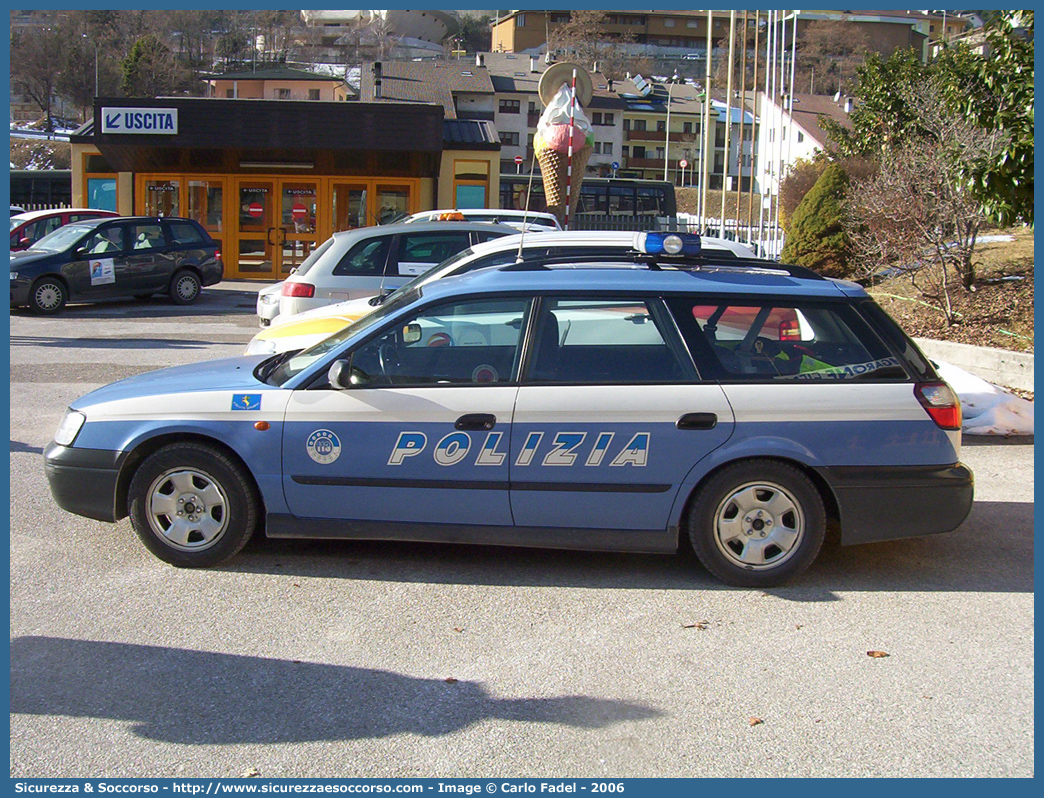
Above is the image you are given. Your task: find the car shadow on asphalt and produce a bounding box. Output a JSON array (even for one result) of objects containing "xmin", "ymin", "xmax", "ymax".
[
  {"xmin": 10, "ymin": 636, "xmax": 663, "ymax": 745},
  {"xmin": 10, "ymin": 335, "xmax": 229, "ymax": 350},
  {"xmin": 224, "ymin": 499, "xmax": 1033, "ymax": 599}
]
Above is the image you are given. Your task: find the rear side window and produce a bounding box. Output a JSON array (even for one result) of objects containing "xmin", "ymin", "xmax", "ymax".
[
  {"xmin": 526, "ymin": 298, "xmax": 691, "ymax": 384},
  {"xmin": 167, "ymin": 222, "xmax": 204, "ymax": 245},
  {"xmin": 668, "ymin": 298, "xmax": 907, "ymax": 381},
  {"xmin": 332, "ymin": 236, "xmax": 391, "ymax": 277},
  {"xmin": 128, "ymin": 223, "xmax": 166, "ymax": 250},
  {"xmin": 395, "ymin": 232, "xmax": 473, "ymax": 276}
]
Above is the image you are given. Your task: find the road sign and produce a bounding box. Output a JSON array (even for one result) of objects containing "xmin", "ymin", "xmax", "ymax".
[
  {"xmin": 248, "ymin": 202, "xmax": 264, "ymax": 218},
  {"xmin": 611, "ymin": 161, "xmax": 620, "ymax": 171},
  {"xmin": 514, "ymin": 155, "xmax": 523, "ymax": 165},
  {"xmin": 291, "ymin": 202, "xmax": 308, "ymax": 221},
  {"xmin": 679, "ymin": 159, "xmax": 689, "ymax": 169}
]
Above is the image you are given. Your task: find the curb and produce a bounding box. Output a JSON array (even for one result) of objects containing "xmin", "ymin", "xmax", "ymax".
[{"xmin": 915, "ymin": 338, "xmax": 1034, "ymax": 392}]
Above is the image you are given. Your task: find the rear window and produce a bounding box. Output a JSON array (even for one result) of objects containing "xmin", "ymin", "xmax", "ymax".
[{"xmin": 667, "ymin": 298, "xmax": 908, "ymax": 381}]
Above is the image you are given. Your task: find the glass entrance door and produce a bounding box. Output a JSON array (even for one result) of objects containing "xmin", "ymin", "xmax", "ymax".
[
  {"xmin": 279, "ymin": 181, "xmax": 319, "ymax": 275},
  {"xmin": 237, "ymin": 180, "xmax": 275, "ymax": 275}
]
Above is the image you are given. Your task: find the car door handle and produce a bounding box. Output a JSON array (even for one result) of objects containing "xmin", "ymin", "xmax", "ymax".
[
  {"xmin": 455, "ymin": 414, "xmax": 496, "ymax": 431},
  {"xmin": 677, "ymin": 413, "xmax": 717, "ymax": 430}
]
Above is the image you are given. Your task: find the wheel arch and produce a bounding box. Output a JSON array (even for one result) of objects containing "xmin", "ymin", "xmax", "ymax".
[
  {"xmin": 115, "ymin": 431, "xmax": 264, "ymax": 522},
  {"xmin": 676, "ymin": 455, "xmax": 841, "ymax": 551}
]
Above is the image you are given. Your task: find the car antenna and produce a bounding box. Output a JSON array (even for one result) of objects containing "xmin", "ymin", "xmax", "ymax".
[{"xmin": 516, "ymin": 152, "xmax": 539, "ymax": 263}]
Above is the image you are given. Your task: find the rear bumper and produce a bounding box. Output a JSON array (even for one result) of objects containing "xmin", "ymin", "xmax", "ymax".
[
  {"xmin": 818, "ymin": 463, "xmax": 974, "ymax": 546},
  {"xmin": 44, "ymin": 441, "xmax": 122, "ymax": 523}
]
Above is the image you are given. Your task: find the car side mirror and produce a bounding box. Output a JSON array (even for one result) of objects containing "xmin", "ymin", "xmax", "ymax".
[
  {"xmin": 20, "ymin": 238, "xmax": 30, "ymax": 247},
  {"xmin": 328, "ymin": 358, "xmax": 354, "ymax": 390},
  {"xmin": 73, "ymin": 246, "xmax": 87, "ymax": 259}
]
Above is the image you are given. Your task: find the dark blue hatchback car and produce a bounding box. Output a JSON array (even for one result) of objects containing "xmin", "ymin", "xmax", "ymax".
[{"xmin": 10, "ymin": 216, "xmax": 222, "ymax": 314}]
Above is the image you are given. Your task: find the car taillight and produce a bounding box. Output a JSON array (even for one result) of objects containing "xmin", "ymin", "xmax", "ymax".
[
  {"xmin": 915, "ymin": 381, "xmax": 962, "ymax": 430},
  {"xmin": 282, "ymin": 282, "xmax": 315, "ymax": 298},
  {"xmin": 778, "ymin": 318, "xmax": 801, "ymax": 340},
  {"xmin": 215, "ymin": 250, "xmax": 221, "ymax": 260}
]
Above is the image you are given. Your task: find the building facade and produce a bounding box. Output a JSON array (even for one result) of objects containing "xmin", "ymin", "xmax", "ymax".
[{"xmin": 69, "ymin": 97, "xmax": 499, "ymax": 281}]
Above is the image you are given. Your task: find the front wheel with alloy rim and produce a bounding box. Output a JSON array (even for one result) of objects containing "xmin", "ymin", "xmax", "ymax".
[
  {"xmin": 168, "ymin": 268, "xmax": 201, "ymax": 305},
  {"xmin": 28, "ymin": 277, "xmax": 67, "ymax": 314},
  {"xmin": 127, "ymin": 442, "xmax": 260, "ymax": 567},
  {"xmin": 687, "ymin": 460, "xmax": 826, "ymax": 587}
]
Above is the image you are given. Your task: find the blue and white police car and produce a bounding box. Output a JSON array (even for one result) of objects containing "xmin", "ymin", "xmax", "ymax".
[{"xmin": 44, "ymin": 234, "xmax": 973, "ymax": 587}]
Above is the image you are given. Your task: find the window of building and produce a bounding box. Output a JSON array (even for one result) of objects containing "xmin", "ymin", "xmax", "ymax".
[
  {"xmin": 657, "ymin": 120, "xmax": 666, "ymax": 132},
  {"xmin": 664, "ymin": 18, "xmax": 675, "ymax": 27},
  {"xmin": 633, "ymin": 119, "xmax": 647, "ymax": 131},
  {"xmin": 453, "ymin": 159, "xmax": 490, "ymax": 209},
  {"xmin": 499, "ymin": 98, "xmax": 521, "ymax": 114},
  {"xmin": 593, "ymin": 142, "xmax": 601, "ymax": 155},
  {"xmin": 308, "ymin": 89, "xmax": 320, "ymax": 100},
  {"xmin": 655, "ymin": 147, "xmax": 665, "ymax": 160},
  {"xmin": 602, "ymin": 142, "xmax": 612, "ymax": 156},
  {"xmin": 277, "ymin": 88, "xmax": 291, "ymax": 100},
  {"xmin": 225, "ymin": 89, "xmax": 235, "ymax": 98},
  {"xmin": 143, "ymin": 179, "xmax": 180, "ymax": 217},
  {"xmin": 602, "ymin": 112, "xmax": 614, "ymax": 125},
  {"xmin": 683, "ymin": 121, "xmax": 693, "ymax": 134},
  {"xmin": 516, "ymin": 14, "xmax": 526, "ymax": 27},
  {"xmin": 592, "ymin": 112, "xmax": 602, "ymax": 125},
  {"xmin": 633, "ymin": 146, "xmax": 646, "ymax": 158},
  {"xmin": 623, "ymin": 119, "xmax": 631, "ymax": 131},
  {"xmin": 550, "ymin": 13, "xmax": 570, "ymax": 23},
  {"xmin": 687, "ymin": 19, "xmax": 699, "ymax": 28},
  {"xmin": 500, "ymin": 131, "xmax": 520, "ymax": 147},
  {"xmin": 622, "ymin": 146, "xmax": 630, "ymax": 157},
  {"xmin": 528, "ymin": 101, "xmax": 537, "ymax": 114},
  {"xmin": 797, "ymin": 131, "xmax": 804, "ymax": 143}
]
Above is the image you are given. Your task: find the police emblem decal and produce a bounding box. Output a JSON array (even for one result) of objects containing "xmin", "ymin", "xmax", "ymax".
[{"xmin": 306, "ymin": 429, "xmax": 342, "ymax": 464}]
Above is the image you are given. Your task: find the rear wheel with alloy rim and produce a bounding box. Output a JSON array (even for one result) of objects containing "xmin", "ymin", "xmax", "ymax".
[
  {"xmin": 687, "ymin": 460, "xmax": 826, "ymax": 587},
  {"xmin": 169, "ymin": 269, "xmax": 201, "ymax": 304}
]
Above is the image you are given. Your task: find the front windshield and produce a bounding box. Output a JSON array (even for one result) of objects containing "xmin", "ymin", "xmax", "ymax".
[
  {"xmin": 30, "ymin": 223, "xmax": 94, "ymax": 252},
  {"xmin": 264, "ymin": 286, "xmax": 422, "ymax": 386}
]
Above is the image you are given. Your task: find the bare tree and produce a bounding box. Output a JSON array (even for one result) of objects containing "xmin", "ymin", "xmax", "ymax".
[
  {"xmin": 10, "ymin": 24, "xmax": 70, "ymax": 131},
  {"xmin": 795, "ymin": 19, "xmax": 870, "ymax": 95},
  {"xmin": 547, "ymin": 10, "xmax": 639, "ymax": 80},
  {"xmin": 845, "ymin": 82, "xmax": 1007, "ymax": 324}
]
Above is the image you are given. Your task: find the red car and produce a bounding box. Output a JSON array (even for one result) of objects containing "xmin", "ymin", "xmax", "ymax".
[{"xmin": 10, "ymin": 208, "xmax": 119, "ymax": 251}]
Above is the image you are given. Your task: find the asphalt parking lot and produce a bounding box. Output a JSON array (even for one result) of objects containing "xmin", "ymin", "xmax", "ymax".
[{"xmin": 9, "ymin": 285, "xmax": 1034, "ymax": 778}]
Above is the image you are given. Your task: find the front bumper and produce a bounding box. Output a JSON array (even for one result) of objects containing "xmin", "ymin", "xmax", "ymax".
[
  {"xmin": 44, "ymin": 441, "xmax": 123, "ymax": 523},
  {"xmin": 819, "ymin": 463, "xmax": 974, "ymax": 546}
]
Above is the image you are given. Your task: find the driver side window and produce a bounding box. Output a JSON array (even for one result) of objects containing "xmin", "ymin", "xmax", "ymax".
[{"xmin": 349, "ymin": 298, "xmax": 530, "ymax": 387}]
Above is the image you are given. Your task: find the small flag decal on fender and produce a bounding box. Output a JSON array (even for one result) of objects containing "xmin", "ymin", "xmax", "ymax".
[{"xmin": 232, "ymin": 394, "xmax": 261, "ymax": 411}]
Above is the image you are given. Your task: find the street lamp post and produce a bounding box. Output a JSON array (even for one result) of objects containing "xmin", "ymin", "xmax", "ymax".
[{"xmin": 663, "ymin": 70, "xmax": 680, "ymax": 184}]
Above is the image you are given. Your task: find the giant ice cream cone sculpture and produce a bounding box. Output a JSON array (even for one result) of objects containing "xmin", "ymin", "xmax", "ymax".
[{"xmin": 534, "ymin": 63, "xmax": 595, "ymax": 228}]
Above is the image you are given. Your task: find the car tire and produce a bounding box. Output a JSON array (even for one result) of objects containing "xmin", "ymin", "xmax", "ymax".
[
  {"xmin": 168, "ymin": 269, "xmax": 201, "ymax": 305},
  {"xmin": 28, "ymin": 277, "xmax": 67, "ymax": 314},
  {"xmin": 127, "ymin": 442, "xmax": 260, "ymax": 568},
  {"xmin": 687, "ymin": 460, "xmax": 826, "ymax": 588}
]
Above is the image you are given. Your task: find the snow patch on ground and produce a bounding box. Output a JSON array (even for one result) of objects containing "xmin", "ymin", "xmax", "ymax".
[{"xmin": 936, "ymin": 361, "xmax": 1034, "ymax": 436}]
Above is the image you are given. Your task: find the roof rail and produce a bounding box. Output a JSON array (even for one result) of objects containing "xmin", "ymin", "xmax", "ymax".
[{"xmin": 495, "ymin": 252, "xmax": 827, "ymax": 280}]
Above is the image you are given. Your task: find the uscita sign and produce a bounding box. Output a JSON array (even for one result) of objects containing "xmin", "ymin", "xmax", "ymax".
[{"xmin": 101, "ymin": 107, "xmax": 178, "ymax": 135}]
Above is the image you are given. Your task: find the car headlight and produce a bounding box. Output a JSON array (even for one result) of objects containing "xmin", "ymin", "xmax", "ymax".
[
  {"xmin": 10, "ymin": 271, "xmax": 17, "ymax": 280},
  {"xmin": 260, "ymin": 293, "xmax": 279, "ymax": 305},
  {"xmin": 245, "ymin": 339, "xmax": 277, "ymax": 356},
  {"xmin": 54, "ymin": 409, "xmax": 86, "ymax": 446}
]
